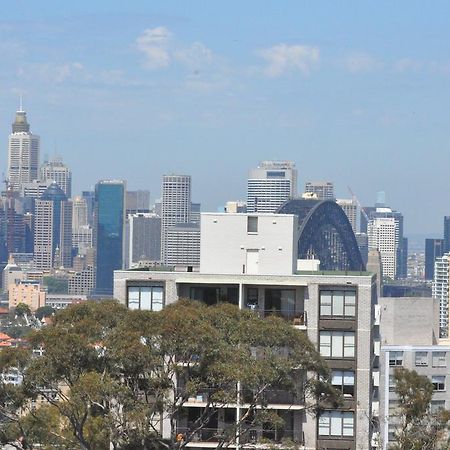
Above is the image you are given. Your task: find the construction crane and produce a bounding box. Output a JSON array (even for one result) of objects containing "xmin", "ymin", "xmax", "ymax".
[{"xmin": 347, "ymin": 186, "xmax": 369, "ymax": 223}]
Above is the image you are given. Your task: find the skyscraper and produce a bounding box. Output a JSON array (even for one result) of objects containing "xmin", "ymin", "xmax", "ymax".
[
  {"xmin": 40, "ymin": 157, "xmax": 72, "ymax": 198},
  {"xmin": 161, "ymin": 175, "xmax": 191, "ymax": 263},
  {"xmin": 7, "ymin": 108, "xmax": 40, "ymax": 191},
  {"xmin": 247, "ymin": 161, "xmax": 297, "ymax": 213},
  {"xmin": 94, "ymin": 180, "xmax": 125, "ymax": 295},
  {"xmin": 444, "ymin": 217, "xmax": 450, "ymax": 253},
  {"xmin": 433, "ymin": 253, "xmax": 450, "ymax": 338},
  {"xmin": 125, "ymin": 190, "xmax": 150, "ymax": 214},
  {"xmin": 336, "ymin": 198, "xmax": 357, "ymax": 232},
  {"xmin": 304, "ymin": 181, "xmax": 334, "ymax": 200},
  {"xmin": 425, "ymin": 238, "xmax": 444, "ymax": 281},
  {"xmin": 34, "ymin": 183, "xmax": 73, "ymax": 270}
]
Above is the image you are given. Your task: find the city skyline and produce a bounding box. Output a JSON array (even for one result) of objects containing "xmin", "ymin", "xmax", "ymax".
[{"xmin": 2, "ymin": 1, "xmax": 450, "ymax": 234}]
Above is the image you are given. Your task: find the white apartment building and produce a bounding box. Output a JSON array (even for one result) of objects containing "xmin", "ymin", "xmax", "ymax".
[
  {"xmin": 247, "ymin": 161, "xmax": 297, "ymax": 213},
  {"xmin": 114, "ymin": 212, "xmax": 378, "ymax": 450},
  {"xmin": 367, "ymin": 214, "xmax": 398, "ymax": 279},
  {"xmin": 433, "ymin": 253, "xmax": 450, "ymax": 338},
  {"xmin": 8, "ymin": 109, "xmax": 40, "ymax": 192}
]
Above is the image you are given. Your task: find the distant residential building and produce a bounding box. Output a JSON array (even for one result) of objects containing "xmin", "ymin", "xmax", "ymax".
[
  {"xmin": 125, "ymin": 213, "xmax": 161, "ymax": 268},
  {"xmin": 426, "ymin": 239, "xmax": 444, "ymax": 281},
  {"xmin": 68, "ymin": 266, "xmax": 95, "ymax": 296},
  {"xmin": 2, "ymin": 256, "xmax": 23, "ymax": 294},
  {"xmin": 7, "ymin": 108, "xmax": 40, "ymax": 192},
  {"xmin": 304, "ymin": 181, "xmax": 334, "ymax": 200},
  {"xmin": 161, "ymin": 175, "xmax": 191, "ymax": 263},
  {"xmin": 165, "ymin": 223, "xmax": 200, "ymax": 267},
  {"xmin": 247, "ymin": 161, "xmax": 297, "ymax": 213},
  {"xmin": 126, "ymin": 190, "xmax": 150, "ymax": 214},
  {"xmin": 40, "ymin": 157, "xmax": 72, "ymax": 198},
  {"xmin": 94, "ymin": 180, "xmax": 125, "ymax": 295},
  {"xmin": 8, "ymin": 280, "xmax": 45, "ymax": 311},
  {"xmin": 337, "ymin": 198, "xmax": 357, "ymax": 232},
  {"xmin": 433, "ymin": 253, "xmax": 450, "ymax": 338},
  {"xmin": 224, "ymin": 200, "xmax": 247, "ymax": 213}
]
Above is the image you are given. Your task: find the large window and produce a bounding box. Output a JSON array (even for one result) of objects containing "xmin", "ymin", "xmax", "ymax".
[
  {"xmin": 319, "ymin": 290, "xmax": 356, "ymax": 318},
  {"xmin": 319, "ymin": 331, "xmax": 355, "ymax": 358},
  {"xmin": 415, "ymin": 351, "xmax": 428, "ymax": 367},
  {"xmin": 331, "ymin": 370, "xmax": 355, "ymax": 398},
  {"xmin": 127, "ymin": 286, "xmax": 163, "ymax": 311},
  {"xmin": 432, "ymin": 376, "xmax": 446, "ymax": 391},
  {"xmin": 432, "ymin": 352, "xmax": 447, "ymax": 368},
  {"xmin": 389, "ymin": 351, "xmax": 403, "ymax": 367},
  {"xmin": 247, "ymin": 216, "xmax": 258, "ymax": 233},
  {"xmin": 318, "ymin": 411, "xmax": 354, "ymax": 437}
]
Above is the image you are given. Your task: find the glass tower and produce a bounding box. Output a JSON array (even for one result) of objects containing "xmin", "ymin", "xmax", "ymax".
[{"xmin": 94, "ymin": 180, "xmax": 125, "ymax": 295}]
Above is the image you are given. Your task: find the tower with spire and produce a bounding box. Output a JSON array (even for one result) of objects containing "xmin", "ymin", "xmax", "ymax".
[{"xmin": 7, "ymin": 101, "xmax": 40, "ymax": 192}]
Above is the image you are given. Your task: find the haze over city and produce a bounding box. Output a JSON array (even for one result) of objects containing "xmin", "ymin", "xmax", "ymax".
[{"xmin": 2, "ymin": 1, "xmax": 450, "ymax": 234}]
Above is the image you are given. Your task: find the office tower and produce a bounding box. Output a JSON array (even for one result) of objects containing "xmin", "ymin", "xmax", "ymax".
[
  {"xmin": 444, "ymin": 217, "xmax": 450, "ymax": 253},
  {"xmin": 337, "ymin": 198, "xmax": 357, "ymax": 233},
  {"xmin": 161, "ymin": 175, "xmax": 191, "ymax": 263},
  {"xmin": 7, "ymin": 108, "xmax": 40, "ymax": 192},
  {"xmin": 40, "ymin": 157, "xmax": 72, "ymax": 198},
  {"xmin": 82, "ymin": 191, "xmax": 95, "ymax": 226},
  {"xmin": 94, "ymin": 180, "xmax": 125, "ymax": 295},
  {"xmin": 356, "ymin": 232, "xmax": 369, "ymax": 265},
  {"xmin": 126, "ymin": 190, "xmax": 150, "ymax": 214},
  {"xmin": 165, "ymin": 223, "xmax": 200, "ymax": 267},
  {"xmin": 72, "ymin": 226, "xmax": 93, "ymax": 257},
  {"xmin": 433, "ymin": 253, "xmax": 450, "ymax": 338},
  {"xmin": 247, "ymin": 161, "xmax": 297, "ymax": 213},
  {"xmin": 225, "ymin": 200, "xmax": 247, "ymax": 213},
  {"xmin": 368, "ymin": 216, "xmax": 397, "ymax": 279},
  {"xmin": 34, "ymin": 183, "xmax": 73, "ymax": 270},
  {"xmin": 21, "ymin": 180, "xmax": 52, "ymax": 199},
  {"xmin": 125, "ymin": 213, "xmax": 161, "ymax": 268},
  {"xmin": 366, "ymin": 206, "xmax": 406, "ymax": 280},
  {"xmin": 190, "ymin": 203, "xmax": 201, "ymax": 225},
  {"xmin": 360, "ymin": 206, "xmax": 376, "ymax": 234},
  {"xmin": 304, "ymin": 181, "xmax": 334, "ymax": 200},
  {"xmin": 72, "ymin": 197, "xmax": 88, "ymax": 230},
  {"xmin": 425, "ymin": 239, "xmax": 445, "ymax": 281}
]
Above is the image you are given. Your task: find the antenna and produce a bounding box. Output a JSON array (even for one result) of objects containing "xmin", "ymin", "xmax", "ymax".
[{"xmin": 19, "ymin": 93, "xmax": 23, "ymax": 112}]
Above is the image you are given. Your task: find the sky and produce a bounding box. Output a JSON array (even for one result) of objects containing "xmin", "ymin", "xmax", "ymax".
[{"xmin": 1, "ymin": 1, "xmax": 450, "ymax": 235}]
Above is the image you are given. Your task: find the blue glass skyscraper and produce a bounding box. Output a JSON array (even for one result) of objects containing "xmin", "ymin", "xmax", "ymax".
[{"xmin": 94, "ymin": 180, "xmax": 125, "ymax": 295}]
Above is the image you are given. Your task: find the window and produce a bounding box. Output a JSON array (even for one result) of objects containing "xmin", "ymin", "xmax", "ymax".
[
  {"xmin": 432, "ymin": 352, "xmax": 447, "ymax": 368},
  {"xmin": 318, "ymin": 411, "xmax": 354, "ymax": 437},
  {"xmin": 247, "ymin": 216, "xmax": 258, "ymax": 233},
  {"xmin": 415, "ymin": 351, "xmax": 428, "ymax": 366},
  {"xmin": 389, "ymin": 375, "xmax": 395, "ymax": 392},
  {"xmin": 431, "ymin": 400, "xmax": 446, "ymax": 413},
  {"xmin": 319, "ymin": 290, "xmax": 356, "ymax": 318},
  {"xmin": 331, "ymin": 370, "xmax": 355, "ymax": 397},
  {"xmin": 389, "ymin": 351, "xmax": 403, "ymax": 367},
  {"xmin": 432, "ymin": 376, "xmax": 445, "ymax": 391},
  {"xmin": 319, "ymin": 331, "xmax": 355, "ymax": 358},
  {"xmin": 127, "ymin": 286, "xmax": 164, "ymax": 311}
]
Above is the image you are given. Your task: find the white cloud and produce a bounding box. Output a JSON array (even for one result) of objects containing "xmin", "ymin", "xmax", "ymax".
[
  {"xmin": 258, "ymin": 44, "xmax": 319, "ymax": 77},
  {"xmin": 344, "ymin": 52, "xmax": 382, "ymax": 74},
  {"xmin": 174, "ymin": 42, "xmax": 214, "ymax": 69},
  {"xmin": 136, "ymin": 27, "xmax": 172, "ymax": 69},
  {"xmin": 393, "ymin": 58, "xmax": 422, "ymax": 73}
]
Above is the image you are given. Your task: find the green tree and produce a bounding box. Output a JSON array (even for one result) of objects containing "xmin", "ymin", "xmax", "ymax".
[
  {"xmin": 0, "ymin": 300, "xmax": 337, "ymax": 450},
  {"xmin": 14, "ymin": 303, "xmax": 31, "ymax": 317},
  {"xmin": 391, "ymin": 368, "xmax": 450, "ymax": 449},
  {"xmin": 34, "ymin": 306, "xmax": 55, "ymax": 320}
]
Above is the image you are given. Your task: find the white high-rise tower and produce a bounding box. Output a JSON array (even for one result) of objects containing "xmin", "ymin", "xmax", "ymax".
[
  {"xmin": 41, "ymin": 156, "xmax": 72, "ymax": 198},
  {"xmin": 247, "ymin": 161, "xmax": 297, "ymax": 213},
  {"xmin": 7, "ymin": 106, "xmax": 40, "ymax": 192}
]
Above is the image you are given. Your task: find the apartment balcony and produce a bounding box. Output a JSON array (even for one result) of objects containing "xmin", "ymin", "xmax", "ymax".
[{"xmin": 245, "ymin": 307, "xmax": 307, "ymax": 330}]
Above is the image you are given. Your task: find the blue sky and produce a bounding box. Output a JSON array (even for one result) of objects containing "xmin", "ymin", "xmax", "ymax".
[{"xmin": 1, "ymin": 1, "xmax": 450, "ymax": 235}]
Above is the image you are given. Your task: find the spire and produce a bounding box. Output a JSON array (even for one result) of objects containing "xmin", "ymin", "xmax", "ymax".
[{"xmin": 19, "ymin": 94, "xmax": 23, "ymax": 113}]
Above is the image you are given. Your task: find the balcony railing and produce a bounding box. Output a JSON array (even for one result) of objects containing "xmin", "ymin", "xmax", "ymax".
[{"xmin": 245, "ymin": 307, "xmax": 307, "ymax": 326}]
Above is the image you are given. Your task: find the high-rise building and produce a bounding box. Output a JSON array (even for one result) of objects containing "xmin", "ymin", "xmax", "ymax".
[
  {"xmin": 366, "ymin": 206, "xmax": 406, "ymax": 280},
  {"xmin": 40, "ymin": 157, "xmax": 72, "ymax": 198},
  {"xmin": 304, "ymin": 181, "xmax": 334, "ymax": 200},
  {"xmin": 125, "ymin": 213, "xmax": 161, "ymax": 268},
  {"xmin": 94, "ymin": 180, "xmax": 125, "ymax": 295},
  {"xmin": 425, "ymin": 239, "xmax": 445, "ymax": 281},
  {"xmin": 7, "ymin": 108, "xmax": 40, "ymax": 192},
  {"xmin": 165, "ymin": 223, "xmax": 200, "ymax": 267},
  {"xmin": 82, "ymin": 191, "xmax": 95, "ymax": 226},
  {"xmin": 161, "ymin": 175, "xmax": 191, "ymax": 263},
  {"xmin": 72, "ymin": 196, "xmax": 88, "ymax": 231},
  {"xmin": 190, "ymin": 203, "xmax": 201, "ymax": 226},
  {"xmin": 247, "ymin": 161, "xmax": 297, "ymax": 213},
  {"xmin": 433, "ymin": 253, "xmax": 450, "ymax": 338},
  {"xmin": 126, "ymin": 190, "xmax": 150, "ymax": 214},
  {"xmin": 337, "ymin": 198, "xmax": 357, "ymax": 232},
  {"xmin": 444, "ymin": 217, "xmax": 450, "ymax": 253},
  {"xmin": 21, "ymin": 180, "xmax": 52, "ymax": 199},
  {"xmin": 33, "ymin": 183, "xmax": 73, "ymax": 270}
]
